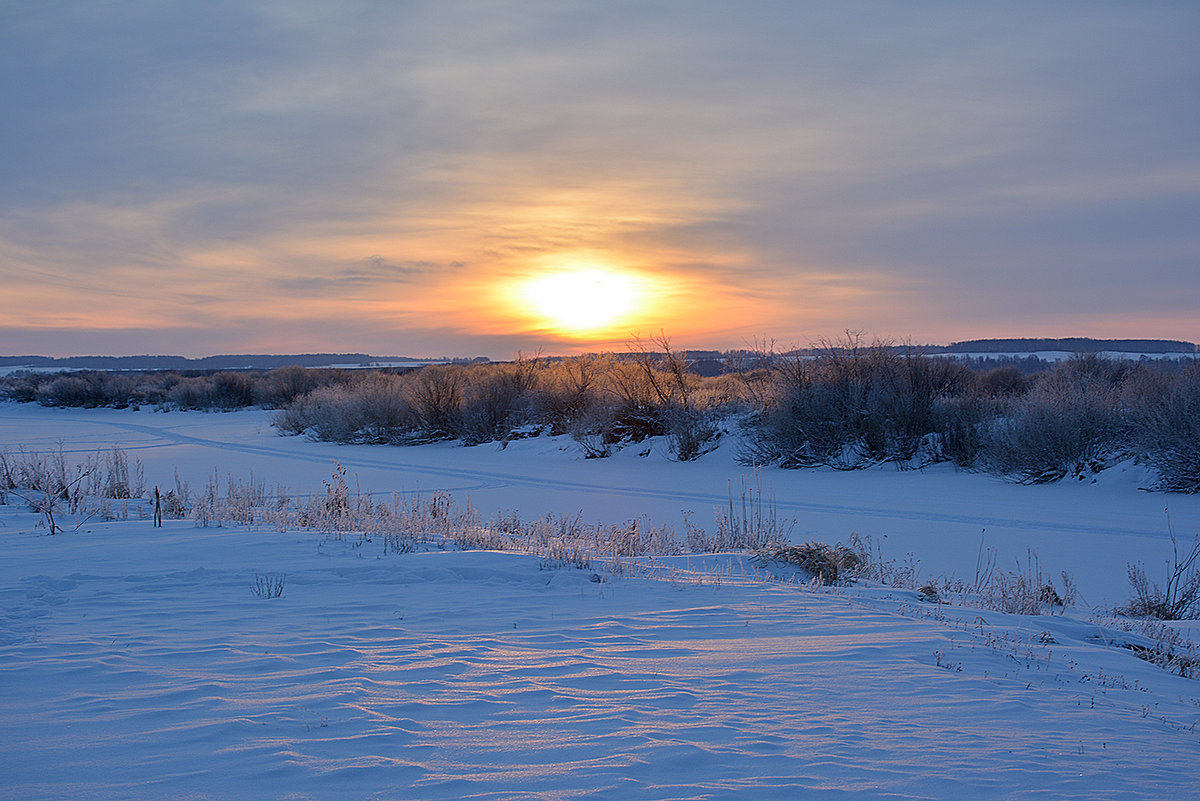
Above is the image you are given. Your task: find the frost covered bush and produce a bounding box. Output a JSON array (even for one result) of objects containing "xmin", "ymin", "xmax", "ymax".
[
  {"xmin": 980, "ymin": 394, "xmax": 1121, "ymax": 483},
  {"xmin": 929, "ymin": 395, "xmax": 994, "ymax": 468},
  {"xmin": 253, "ymin": 366, "xmax": 346, "ymax": 407},
  {"xmin": 405, "ymin": 364, "xmax": 466, "ymax": 440},
  {"xmin": 979, "ymin": 357, "xmax": 1130, "ymax": 484},
  {"xmin": 30, "ymin": 371, "xmax": 158, "ymax": 408},
  {"xmin": 582, "ymin": 337, "xmax": 721, "ymax": 461},
  {"xmin": 742, "ymin": 337, "xmax": 971, "ymax": 469},
  {"xmin": 664, "ymin": 406, "xmax": 720, "ymax": 462},
  {"xmin": 1132, "ymin": 361, "xmax": 1200, "ymax": 493},
  {"xmin": 275, "ymin": 374, "xmax": 416, "ymax": 443},
  {"xmin": 459, "ymin": 360, "xmax": 539, "ymax": 444},
  {"xmin": 275, "ymin": 363, "xmax": 524, "ymax": 446},
  {"xmin": 590, "ymin": 352, "xmax": 671, "ymax": 444},
  {"xmin": 271, "ymin": 343, "xmax": 737, "ymax": 456},
  {"xmin": 35, "ymin": 374, "xmax": 109, "ymax": 407},
  {"xmin": 0, "ymin": 445, "xmax": 147, "ymax": 532},
  {"xmin": 209, "ymin": 371, "xmax": 258, "ymax": 408},
  {"xmin": 0, "ymin": 446, "xmax": 91, "ymax": 534},
  {"xmin": 528, "ymin": 354, "xmax": 604, "ymax": 434}
]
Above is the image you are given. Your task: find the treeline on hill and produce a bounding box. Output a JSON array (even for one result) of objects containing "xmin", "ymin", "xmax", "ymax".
[
  {"xmin": 3, "ymin": 338, "xmax": 1198, "ymax": 492},
  {"xmin": 934, "ymin": 337, "xmax": 1196, "ymax": 354}
]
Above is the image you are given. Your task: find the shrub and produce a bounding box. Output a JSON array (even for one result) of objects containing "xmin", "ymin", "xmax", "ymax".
[
  {"xmin": 979, "ymin": 357, "xmax": 1130, "ymax": 483},
  {"xmin": 250, "ymin": 572, "xmax": 286, "ymax": 599},
  {"xmin": 166, "ymin": 376, "xmax": 216, "ymax": 409},
  {"xmin": 754, "ymin": 541, "xmax": 865, "ymax": 584},
  {"xmin": 1120, "ymin": 532, "xmax": 1200, "ymax": 620},
  {"xmin": 1109, "ymin": 619, "xmax": 1199, "ymax": 679},
  {"xmin": 160, "ymin": 489, "xmax": 188, "ymax": 519},
  {"xmin": 275, "ymin": 375, "xmax": 414, "ymax": 443},
  {"xmin": 35, "ymin": 374, "xmax": 107, "ymax": 407},
  {"xmin": 529, "ymin": 355, "xmax": 604, "ymax": 434},
  {"xmin": 930, "ymin": 395, "xmax": 994, "ymax": 468},
  {"xmin": 209, "ymin": 372, "xmax": 257, "ymax": 408},
  {"xmin": 1133, "ymin": 361, "xmax": 1200, "ymax": 493},
  {"xmin": 743, "ymin": 336, "xmax": 971, "ymax": 469},
  {"xmin": 274, "ymin": 384, "xmax": 357, "ymax": 441},
  {"xmin": 254, "ymin": 366, "xmax": 348, "ymax": 407},
  {"xmin": 975, "ymin": 365, "xmax": 1029, "ymax": 398},
  {"xmin": 458, "ymin": 359, "xmax": 538, "ymax": 444},
  {"xmin": 405, "ymin": 365, "xmax": 464, "ymax": 440},
  {"xmin": 975, "ymin": 562, "xmax": 1074, "ymax": 616},
  {"xmin": 351, "ymin": 374, "xmax": 416, "ymax": 442},
  {"xmin": 0, "ymin": 446, "xmax": 94, "ymax": 534},
  {"xmin": 664, "ymin": 405, "xmax": 720, "ymax": 462}
]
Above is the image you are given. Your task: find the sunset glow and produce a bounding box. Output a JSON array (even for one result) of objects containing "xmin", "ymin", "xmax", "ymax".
[
  {"xmin": 1, "ymin": 3, "xmax": 1197, "ymax": 357},
  {"xmin": 518, "ymin": 268, "xmax": 643, "ymax": 335}
]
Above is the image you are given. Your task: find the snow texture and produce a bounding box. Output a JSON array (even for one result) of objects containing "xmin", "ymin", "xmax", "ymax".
[{"xmin": 2, "ymin": 404, "xmax": 1199, "ymax": 799}]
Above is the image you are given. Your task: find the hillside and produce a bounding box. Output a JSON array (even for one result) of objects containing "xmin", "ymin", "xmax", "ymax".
[{"xmin": 934, "ymin": 338, "xmax": 1196, "ymax": 355}]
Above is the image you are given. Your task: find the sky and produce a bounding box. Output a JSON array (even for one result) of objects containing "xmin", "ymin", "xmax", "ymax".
[{"xmin": 2, "ymin": 1, "xmax": 1198, "ymax": 358}]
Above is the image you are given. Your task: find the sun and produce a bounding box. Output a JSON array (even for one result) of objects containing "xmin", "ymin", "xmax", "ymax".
[{"xmin": 519, "ymin": 267, "xmax": 642, "ymax": 334}]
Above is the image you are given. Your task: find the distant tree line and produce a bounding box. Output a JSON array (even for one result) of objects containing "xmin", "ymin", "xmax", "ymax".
[
  {"xmin": 0, "ymin": 353, "xmax": 481, "ymax": 371},
  {"xmin": 931, "ymin": 337, "xmax": 1196, "ymax": 354},
  {"xmin": 3, "ymin": 337, "xmax": 1198, "ymax": 492}
]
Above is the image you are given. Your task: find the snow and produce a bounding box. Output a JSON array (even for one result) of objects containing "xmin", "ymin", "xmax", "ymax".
[{"xmin": 2, "ymin": 404, "xmax": 1199, "ymax": 799}]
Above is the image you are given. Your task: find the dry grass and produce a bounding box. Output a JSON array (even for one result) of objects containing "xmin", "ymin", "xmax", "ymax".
[{"xmin": 752, "ymin": 541, "xmax": 865, "ymax": 584}]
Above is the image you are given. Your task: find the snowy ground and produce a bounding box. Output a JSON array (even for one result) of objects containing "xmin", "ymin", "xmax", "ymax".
[{"xmin": 2, "ymin": 404, "xmax": 1199, "ymax": 799}]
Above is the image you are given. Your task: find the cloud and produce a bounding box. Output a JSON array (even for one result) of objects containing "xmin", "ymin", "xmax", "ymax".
[
  {"xmin": 2, "ymin": 1, "xmax": 1198, "ymax": 355},
  {"xmin": 277, "ymin": 257, "xmax": 464, "ymax": 295}
]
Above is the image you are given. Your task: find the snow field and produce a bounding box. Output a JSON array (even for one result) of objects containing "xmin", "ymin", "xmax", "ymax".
[
  {"xmin": 3, "ymin": 519, "xmax": 1200, "ymax": 800},
  {"xmin": 2, "ymin": 404, "xmax": 1200, "ymax": 798}
]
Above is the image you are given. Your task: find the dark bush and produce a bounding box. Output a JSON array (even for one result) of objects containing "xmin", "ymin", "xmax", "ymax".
[
  {"xmin": 931, "ymin": 395, "xmax": 995, "ymax": 468},
  {"xmin": 459, "ymin": 360, "xmax": 538, "ymax": 444},
  {"xmin": 35, "ymin": 374, "xmax": 108, "ymax": 407},
  {"xmin": 530, "ymin": 355, "xmax": 604, "ymax": 434},
  {"xmin": 209, "ymin": 372, "xmax": 257, "ymax": 409},
  {"xmin": 255, "ymin": 366, "xmax": 349, "ymax": 407},
  {"xmin": 1132, "ymin": 361, "xmax": 1200, "ymax": 492},
  {"xmin": 979, "ymin": 357, "xmax": 1131, "ymax": 483},
  {"xmin": 743, "ymin": 339, "xmax": 971, "ymax": 469},
  {"xmin": 976, "ymin": 365, "xmax": 1029, "ymax": 398},
  {"xmin": 166, "ymin": 376, "xmax": 215, "ymax": 409},
  {"xmin": 406, "ymin": 365, "xmax": 465, "ymax": 440}
]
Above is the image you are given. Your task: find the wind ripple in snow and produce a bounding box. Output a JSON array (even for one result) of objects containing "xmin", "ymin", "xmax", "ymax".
[{"xmin": 2, "ymin": 527, "xmax": 1199, "ymax": 800}]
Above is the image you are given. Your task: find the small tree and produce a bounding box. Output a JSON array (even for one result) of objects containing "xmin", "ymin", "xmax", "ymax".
[
  {"xmin": 0, "ymin": 447, "xmax": 93, "ymax": 534},
  {"xmin": 629, "ymin": 334, "xmax": 717, "ymax": 461}
]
